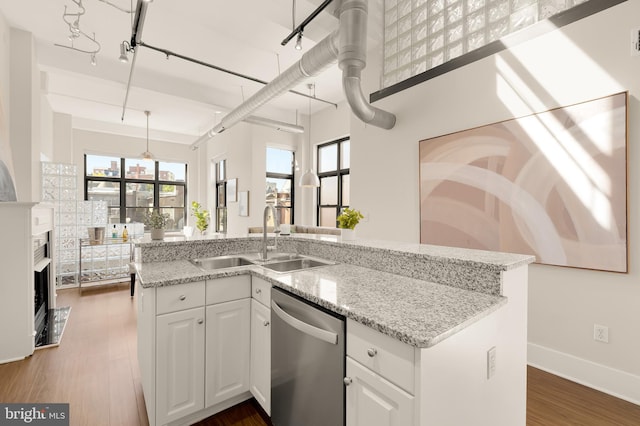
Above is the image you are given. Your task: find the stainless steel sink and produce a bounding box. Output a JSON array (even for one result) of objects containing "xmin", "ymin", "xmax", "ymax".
[
  {"xmin": 191, "ymin": 256, "xmax": 254, "ymax": 270},
  {"xmin": 263, "ymin": 253, "xmax": 305, "ymax": 262},
  {"xmin": 261, "ymin": 258, "xmax": 333, "ymax": 273}
]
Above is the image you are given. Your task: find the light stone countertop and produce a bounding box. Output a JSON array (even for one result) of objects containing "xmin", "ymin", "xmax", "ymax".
[{"xmin": 135, "ymin": 258, "xmax": 508, "ymax": 348}]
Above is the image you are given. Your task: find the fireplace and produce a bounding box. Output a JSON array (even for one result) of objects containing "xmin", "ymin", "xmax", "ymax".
[{"xmin": 33, "ymin": 231, "xmax": 55, "ymax": 348}]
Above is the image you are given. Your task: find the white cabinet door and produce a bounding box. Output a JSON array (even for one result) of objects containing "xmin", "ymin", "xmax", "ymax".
[
  {"xmin": 250, "ymin": 299, "xmax": 271, "ymax": 415},
  {"xmin": 205, "ymin": 298, "xmax": 251, "ymax": 407},
  {"xmin": 346, "ymin": 357, "xmax": 414, "ymax": 426},
  {"xmin": 156, "ymin": 306, "xmax": 206, "ymax": 425}
]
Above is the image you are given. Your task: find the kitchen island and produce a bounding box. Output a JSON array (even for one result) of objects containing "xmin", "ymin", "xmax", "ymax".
[{"xmin": 134, "ymin": 234, "xmax": 534, "ymax": 426}]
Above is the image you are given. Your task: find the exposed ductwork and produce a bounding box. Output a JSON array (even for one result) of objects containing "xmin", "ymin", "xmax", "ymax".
[
  {"xmin": 338, "ymin": 0, "xmax": 396, "ymax": 130},
  {"xmin": 191, "ymin": 0, "xmax": 395, "ymax": 150},
  {"xmin": 244, "ymin": 115, "xmax": 304, "ymax": 133}
]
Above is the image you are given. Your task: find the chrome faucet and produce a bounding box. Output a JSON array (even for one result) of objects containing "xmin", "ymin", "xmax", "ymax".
[{"xmin": 262, "ymin": 204, "xmax": 280, "ymax": 261}]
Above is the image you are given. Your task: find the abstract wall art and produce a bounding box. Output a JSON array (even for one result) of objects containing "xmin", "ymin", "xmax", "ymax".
[{"xmin": 419, "ymin": 92, "xmax": 627, "ymax": 272}]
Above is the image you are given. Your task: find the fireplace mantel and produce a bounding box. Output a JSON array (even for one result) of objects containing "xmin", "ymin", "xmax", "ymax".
[{"xmin": 0, "ymin": 202, "xmax": 55, "ymax": 364}]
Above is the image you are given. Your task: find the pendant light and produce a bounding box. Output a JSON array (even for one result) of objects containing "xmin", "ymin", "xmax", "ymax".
[
  {"xmin": 141, "ymin": 110, "xmax": 154, "ymax": 160},
  {"xmin": 299, "ymin": 84, "xmax": 320, "ymax": 187}
]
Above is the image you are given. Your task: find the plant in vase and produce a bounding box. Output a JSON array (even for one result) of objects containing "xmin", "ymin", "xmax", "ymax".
[
  {"xmin": 191, "ymin": 201, "xmax": 210, "ymax": 235},
  {"xmin": 145, "ymin": 209, "xmax": 170, "ymax": 240},
  {"xmin": 337, "ymin": 207, "xmax": 364, "ymax": 240}
]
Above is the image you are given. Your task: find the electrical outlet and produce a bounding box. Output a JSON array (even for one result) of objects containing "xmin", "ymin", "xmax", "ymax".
[
  {"xmin": 594, "ymin": 324, "xmax": 609, "ymax": 343},
  {"xmin": 631, "ymin": 27, "xmax": 640, "ymax": 57},
  {"xmin": 487, "ymin": 346, "xmax": 496, "ymax": 379}
]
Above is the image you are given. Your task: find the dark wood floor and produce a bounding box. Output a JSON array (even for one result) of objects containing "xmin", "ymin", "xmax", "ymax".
[{"xmin": 1, "ymin": 285, "xmax": 639, "ymax": 426}]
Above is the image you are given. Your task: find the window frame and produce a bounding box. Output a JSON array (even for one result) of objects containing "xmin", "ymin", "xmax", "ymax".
[
  {"xmin": 316, "ymin": 136, "xmax": 350, "ymax": 227},
  {"xmin": 84, "ymin": 155, "xmax": 187, "ymax": 230},
  {"xmin": 266, "ymin": 147, "xmax": 295, "ymax": 226},
  {"xmin": 215, "ymin": 160, "xmax": 227, "ymax": 233}
]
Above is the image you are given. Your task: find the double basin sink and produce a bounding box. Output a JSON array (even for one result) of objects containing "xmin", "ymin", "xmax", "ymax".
[{"xmin": 190, "ymin": 252, "xmax": 334, "ymax": 273}]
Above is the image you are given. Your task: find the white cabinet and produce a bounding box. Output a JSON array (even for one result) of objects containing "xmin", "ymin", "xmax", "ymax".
[
  {"xmin": 156, "ymin": 306, "xmax": 206, "ymax": 425},
  {"xmin": 345, "ymin": 320, "xmax": 415, "ymax": 426},
  {"xmin": 250, "ymin": 278, "xmax": 271, "ymax": 415},
  {"xmin": 205, "ymin": 298, "xmax": 251, "ymax": 406},
  {"xmin": 345, "ymin": 357, "xmax": 414, "ymax": 426},
  {"xmin": 138, "ymin": 276, "xmax": 255, "ymax": 426}
]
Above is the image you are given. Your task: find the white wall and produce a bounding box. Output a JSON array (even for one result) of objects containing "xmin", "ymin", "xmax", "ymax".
[
  {"xmin": 348, "ymin": 1, "xmax": 640, "ymax": 403},
  {"xmin": 52, "ymin": 112, "xmax": 73, "ymax": 163},
  {"xmin": 9, "ymin": 28, "xmax": 41, "ymax": 202}
]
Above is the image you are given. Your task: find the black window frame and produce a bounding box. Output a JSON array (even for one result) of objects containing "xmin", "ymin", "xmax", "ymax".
[
  {"xmin": 215, "ymin": 159, "xmax": 227, "ymax": 233},
  {"xmin": 316, "ymin": 136, "xmax": 350, "ymax": 227},
  {"xmin": 84, "ymin": 155, "xmax": 188, "ymax": 230},
  {"xmin": 266, "ymin": 148, "xmax": 295, "ymax": 226}
]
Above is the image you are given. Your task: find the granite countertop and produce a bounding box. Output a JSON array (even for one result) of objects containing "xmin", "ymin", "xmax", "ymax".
[{"xmin": 135, "ymin": 257, "xmax": 507, "ymax": 348}]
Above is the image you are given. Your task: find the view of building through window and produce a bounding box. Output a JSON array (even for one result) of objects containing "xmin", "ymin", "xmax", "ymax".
[
  {"xmin": 317, "ymin": 137, "xmax": 350, "ymax": 227},
  {"xmin": 84, "ymin": 155, "xmax": 187, "ymax": 231},
  {"xmin": 266, "ymin": 147, "xmax": 294, "ymax": 226},
  {"xmin": 215, "ymin": 159, "xmax": 227, "ymax": 233}
]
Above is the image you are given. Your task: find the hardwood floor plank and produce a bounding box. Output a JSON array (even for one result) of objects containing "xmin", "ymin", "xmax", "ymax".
[{"xmin": 2, "ymin": 285, "xmax": 640, "ymax": 426}]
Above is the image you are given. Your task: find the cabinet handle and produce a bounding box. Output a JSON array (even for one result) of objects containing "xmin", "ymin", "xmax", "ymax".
[
  {"xmin": 197, "ymin": 318, "xmax": 204, "ymax": 324},
  {"xmin": 263, "ymin": 320, "xmax": 270, "ymax": 326},
  {"xmin": 343, "ymin": 377, "xmax": 352, "ymax": 386},
  {"xmin": 179, "ymin": 295, "xmax": 186, "ymax": 301},
  {"xmin": 255, "ymin": 288, "xmax": 262, "ymax": 294},
  {"xmin": 367, "ymin": 348, "xmax": 378, "ymax": 357}
]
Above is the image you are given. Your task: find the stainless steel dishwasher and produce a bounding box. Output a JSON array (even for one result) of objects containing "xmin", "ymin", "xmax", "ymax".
[{"xmin": 271, "ymin": 287, "xmax": 345, "ymax": 426}]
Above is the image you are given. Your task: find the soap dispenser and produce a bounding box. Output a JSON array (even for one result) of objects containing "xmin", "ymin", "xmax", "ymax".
[
  {"xmin": 122, "ymin": 225, "xmax": 128, "ymax": 242},
  {"xmin": 112, "ymin": 225, "xmax": 118, "ymax": 239}
]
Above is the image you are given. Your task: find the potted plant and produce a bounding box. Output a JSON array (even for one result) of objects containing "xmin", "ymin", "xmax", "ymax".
[
  {"xmin": 191, "ymin": 201, "xmax": 210, "ymax": 235},
  {"xmin": 337, "ymin": 207, "xmax": 364, "ymax": 241},
  {"xmin": 145, "ymin": 209, "xmax": 170, "ymax": 240}
]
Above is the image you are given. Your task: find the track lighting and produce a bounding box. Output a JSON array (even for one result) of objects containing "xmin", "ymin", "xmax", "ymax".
[
  {"xmin": 295, "ymin": 32, "xmax": 303, "ymax": 50},
  {"xmin": 119, "ymin": 41, "xmax": 130, "ymax": 63}
]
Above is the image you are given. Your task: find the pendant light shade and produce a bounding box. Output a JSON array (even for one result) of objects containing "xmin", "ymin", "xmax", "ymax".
[
  {"xmin": 299, "ymin": 84, "xmax": 319, "ymax": 188},
  {"xmin": 141, "ymin": 110, "xmax": 154, "ymax": 160}
]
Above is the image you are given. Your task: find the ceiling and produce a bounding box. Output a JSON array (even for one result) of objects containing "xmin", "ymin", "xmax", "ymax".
[{"xmin": 0, "ymin": 0, "xmax": 384, "ymax": 145}]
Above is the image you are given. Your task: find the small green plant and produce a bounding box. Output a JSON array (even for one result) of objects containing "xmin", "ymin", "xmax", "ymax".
[
  {"xmin": 337, "ymin": 208, "xmax": 364, "ymax": 230},
  {"xmin": 191, "ymin": 201, "xmax": 210, "ymax": 234},
  {"xmin": 144, "ymin": 209, "xmax": 170, "ymax": 230}
]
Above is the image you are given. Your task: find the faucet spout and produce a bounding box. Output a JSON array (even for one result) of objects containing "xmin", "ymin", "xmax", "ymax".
[{"xmin": 262, "ymin": 205, "xmax": 280, "ymax": 261}]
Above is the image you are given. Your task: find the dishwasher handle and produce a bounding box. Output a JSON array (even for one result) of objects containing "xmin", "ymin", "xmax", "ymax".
[{"xmin": 271, "ymin": 300, "xmax": 338, "ymax": 345}]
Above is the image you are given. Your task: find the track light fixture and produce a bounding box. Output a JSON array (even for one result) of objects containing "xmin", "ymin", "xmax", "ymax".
[
  {"xmin": 295, "ymin": 32, "xmax": 303, "ymax": 50},
  {"xmin": 119, "ymin": 41, "xmax": 131, "ymax": 63},
  {"xmin": 54, "ymin": 0, "xmax": 101, "ymax": 66}
]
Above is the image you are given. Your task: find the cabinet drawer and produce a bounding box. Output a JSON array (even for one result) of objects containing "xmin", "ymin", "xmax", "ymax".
[
  {"xmin": 157, "ymin": 281, "xmax": 205, "ymax": 315},
  {"xmin": 251, "ymin": 277, "xmax": 271, "ymax": 306},
  {"xmin": 347, "ymin": 319, "xmax": 415, "ymax": 394},
  {"xmin": 206, "ymin": 275, "xmax": 251, "ymax": 305}
]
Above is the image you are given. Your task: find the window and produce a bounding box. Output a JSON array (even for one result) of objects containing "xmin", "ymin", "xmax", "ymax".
[
  {"xmin": 317, "ymin": 137, "xmax": 350, "ymax": 227},
  {"xmin": 215, "ymin": 160, "xmax": 227, "ymax": 233},
  {"xmin": 85, "ymin": 155, "xmax": 187, "ymax": 231},
  {"xmin": 379, "ymin": 0, "xmax": 614, "ymax": 98},
  {"xmin": 266, "ymin": 147, "xmax": 294, "ymax": 226}
]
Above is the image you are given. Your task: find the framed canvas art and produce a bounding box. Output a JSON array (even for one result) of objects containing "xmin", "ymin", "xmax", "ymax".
[{"xmin": 419, "ymin": 92, "xmax": 627, "ymax": 272}]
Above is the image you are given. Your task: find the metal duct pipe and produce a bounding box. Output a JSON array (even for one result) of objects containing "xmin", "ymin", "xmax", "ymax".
[
  {"xmin": 192, "ymin": 0, "xmax": 396, "ymax": 149},
  {"xmin": 337, "ymin": 0, "xmax": 396, "ymax": 129},
  {"xmin": 244, "ymin": 116, "xmax": 304, "ymax": 133},
  {"xmin": 192, "ymin": 31, "xmax": 339, "ymax": 150}
]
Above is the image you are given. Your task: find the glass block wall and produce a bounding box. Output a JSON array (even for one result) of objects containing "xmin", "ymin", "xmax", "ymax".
[
  {"xmin": 382, "ymin": 0, "xmax": 589, "ymax": 88},
  {"xmin": 42, "ymin": 162, "xmax": 108, "ymax": 287}
]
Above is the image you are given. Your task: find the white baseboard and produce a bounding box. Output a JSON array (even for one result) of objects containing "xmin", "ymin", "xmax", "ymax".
[{"xmin": 528, "ymin": 342, "xmax": 640, "ymax": 406}]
